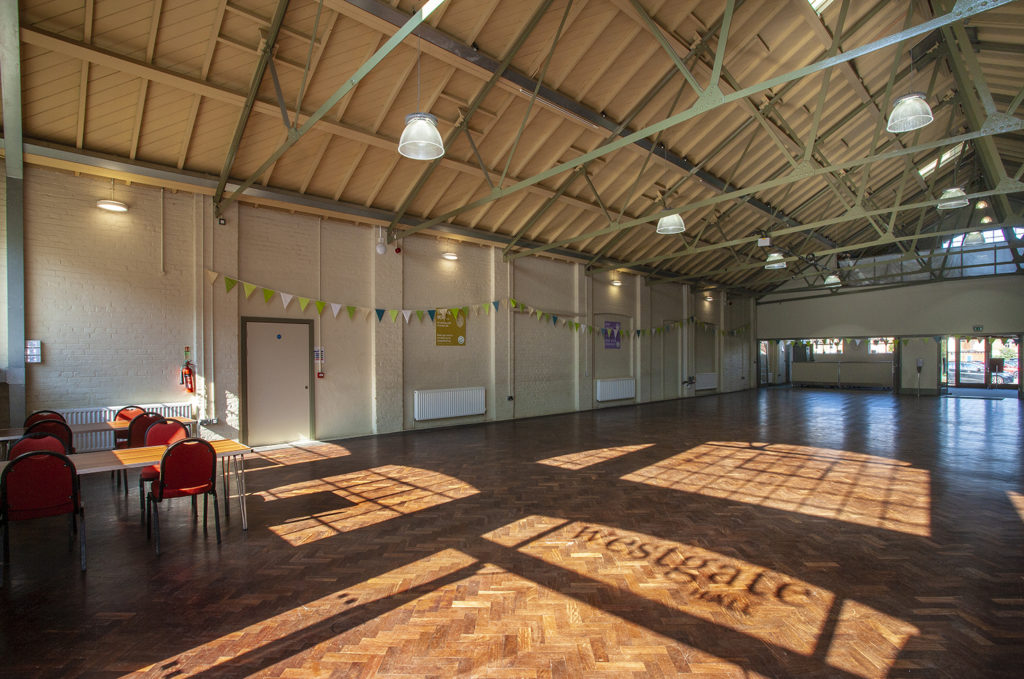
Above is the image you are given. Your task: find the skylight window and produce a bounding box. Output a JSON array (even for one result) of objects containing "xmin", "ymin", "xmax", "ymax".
[
  {"xmin": 918, "ymin": 143, "xmax": 963, "ymax": 178},
  {"xmin": 808, "ymin": 0, "xmax": 835, "ymax": 14}
]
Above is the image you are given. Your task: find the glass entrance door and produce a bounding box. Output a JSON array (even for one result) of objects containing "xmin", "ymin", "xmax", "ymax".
[
  {"xmin": 989, "ymin": 337, "xmax": 1019, "ymax": 389},
  {"xmin": 946, "ymin": 336, "xmax": 1019, "ymax": 388}
]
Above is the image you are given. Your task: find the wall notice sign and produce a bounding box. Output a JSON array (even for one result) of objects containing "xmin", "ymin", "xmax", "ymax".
[
  {"xmin": 604, "ymin": 321, "xmax": 621, "ymax": 349},
  {"xmin": 435, "ymin": 309, "xmax": 467, "ymax": 346}
]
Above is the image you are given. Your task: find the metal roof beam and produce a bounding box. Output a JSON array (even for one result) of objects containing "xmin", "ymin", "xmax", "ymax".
[
  {"xmin": 400, "ymin": 0, "xmax": 1017, "ymax": 244},
  {"xmin": 213, "ymin": 0, "xmax": 291, "ymax": 214}
]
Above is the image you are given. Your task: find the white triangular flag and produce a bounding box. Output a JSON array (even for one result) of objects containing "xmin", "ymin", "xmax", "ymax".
[
  {"xmin": 331, "ymin": 303, "xmax": 342, "ymax": 318},
  {"xmin": 402, "ymin": 310, "xmax": 412, "ymax": 324},
  {"xmin": 205, "ymin": 270, "xmax": 219, "ymax": 286},
  {"xmin": 280, "ymin": 293, "xmax": 294, "ymax": 309}
]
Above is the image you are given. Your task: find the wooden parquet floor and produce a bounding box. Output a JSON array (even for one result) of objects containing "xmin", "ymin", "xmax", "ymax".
[{"xmin": 2, "ymin": 388, "xmax": 1023, "ymax": 678}]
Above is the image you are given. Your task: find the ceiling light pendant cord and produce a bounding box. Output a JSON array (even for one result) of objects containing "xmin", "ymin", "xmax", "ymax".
[{"xmin": 417, "ymin": 34, "xmax": 422, "ymax": 114}]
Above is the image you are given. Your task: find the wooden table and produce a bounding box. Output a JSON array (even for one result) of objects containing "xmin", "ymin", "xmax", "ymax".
[
  {"xmin": 0, "ymin": 438, "xmax": 252, "ymax": 530},
  {"xmin": 0, "ymin": 416, "xmax": 198, "ymax": 443}
]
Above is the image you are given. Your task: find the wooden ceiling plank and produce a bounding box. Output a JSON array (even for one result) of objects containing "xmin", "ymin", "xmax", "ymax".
[{"xmin": 177, "ymin": 0, "xmax": 229, "ymax": 168}]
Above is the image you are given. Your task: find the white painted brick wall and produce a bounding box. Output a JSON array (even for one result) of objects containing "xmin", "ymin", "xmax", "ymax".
[{"xmin": 22, "ymin": 167, "xmax": 195, "ymax": 410}]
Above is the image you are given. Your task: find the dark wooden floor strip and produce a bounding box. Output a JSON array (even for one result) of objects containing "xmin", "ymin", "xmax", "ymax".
[{"xmin": 1, "ymin": 388, "xmax": 1022, "ymax": 678}]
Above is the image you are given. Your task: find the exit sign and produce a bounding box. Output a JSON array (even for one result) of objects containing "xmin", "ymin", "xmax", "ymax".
[{"xmin": 973, "ymin": 325, "xmax": 984, "ymax": 332}]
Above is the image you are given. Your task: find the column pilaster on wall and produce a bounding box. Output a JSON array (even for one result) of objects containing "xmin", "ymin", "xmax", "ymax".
[
  {"xmin": 491, "ymin": 249, "xmax": 513, "ymax": 421},
  {"xmin": 574, "ymin": 262, "xmax": 591, "ymax": 410},
  {"xmin": 635, "ymin": 277, "xmax": 649, "ymax": 403},
  {"xmin": 372, "ymin": 237, "xmax": 403, "ymax": 434},
  {"xmin": 206, "ymin": 197, "xmax": 240, "ymax": 441}
]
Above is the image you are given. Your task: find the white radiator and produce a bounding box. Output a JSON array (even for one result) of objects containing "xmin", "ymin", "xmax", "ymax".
[
  {"xmin": 695, "ymin": 373, "xmax": 718, "ymax": 391},
  {"xmin": 595, "ymin": 378, "xmax": 635, "ymax": 402},
  {"xmin": 58, "ymin": 402, "xmax": 194, "ymax": 452},
  {"xmin": 413, "ymin": 387, "xmax": 486, "ymax": 421}
]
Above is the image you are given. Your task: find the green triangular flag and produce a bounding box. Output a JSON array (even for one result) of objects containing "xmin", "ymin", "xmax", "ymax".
[
  {"xmin": 298, "ymin": 297, "xmax": 310, "ymax": 311},
  {"xmin": 242, "ymin": 282, "xmax": 257, "ymax": 299},
  {"xmin": 262, "ymin": 288, "xmax": 275, "ymax": 303},
  {"xmin": 315, "ymin": 301, "xmax": 326, "ymax": 315},
  {"xmin": 225, "ymin": 277, "xmax": 238, "ymax": 293},
  {"xmin": 389, "ymin": 309, "xmax": 399, "ymax": 323},
  {"xmin": 509, "ymin": 298, "xmax": 518, "ymax": 308},
  {"xmin": 416, "ymin": 309, "xmax": 425, "ymax": 322},
  {"xmin": 347, "ymin": 306, "xmax": 357, "ymax": 320}
]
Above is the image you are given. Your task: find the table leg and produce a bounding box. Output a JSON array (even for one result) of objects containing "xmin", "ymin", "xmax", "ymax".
[
  {"xmin": 230, "ymin": 453, "xmax": 248, "ymax": 531},
  {"xmin": 221, "ymin": 458, "xmax": 230, "ymax": 518}
]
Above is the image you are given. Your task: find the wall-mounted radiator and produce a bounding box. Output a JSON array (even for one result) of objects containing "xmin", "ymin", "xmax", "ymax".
[
  {"xmin": 413, "ymin": 387, "xmax": 486, "ymax": 421},
  {"xmin": 58, "ymin": 402, "xmax": 194, "ymax": 452},
  {"xmin": 695, "ymin": 373, "xmax": 718, "ymax": 391},
  {"xmin": 595, "ymin": 377, "xmax": 636, "ymax": 402}
]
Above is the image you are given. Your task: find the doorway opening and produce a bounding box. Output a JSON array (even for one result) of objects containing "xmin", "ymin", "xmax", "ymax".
[{"xmin": 944, "ymin": 336, "xmax": 1019, "ymax": 390}]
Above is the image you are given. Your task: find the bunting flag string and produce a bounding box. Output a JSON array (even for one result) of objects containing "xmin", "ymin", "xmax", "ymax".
[{"xmin": 208, "ymin": 270, "xmax": 768, "ymax": 343}]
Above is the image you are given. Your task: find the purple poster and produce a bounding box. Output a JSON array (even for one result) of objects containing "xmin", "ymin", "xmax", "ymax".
[{"xmin": 604, "ymin": 321, "xmax": 621, "ymax": 349}]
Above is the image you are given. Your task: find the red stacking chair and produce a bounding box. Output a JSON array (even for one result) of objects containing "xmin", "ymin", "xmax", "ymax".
[
  {"xmin": 136, "ymin": 419, "xmax": 190, "ymax": 519},
  {"xmin": 119, "ymin": 411, "xmax": 165, "ymax": 450},
  {"xmin": 25, "ymin": 419, "xmax": 74, "ymax": 454},
  {"xmin": 23, "ymin": 410, "xmax": 66, "ymax": 428},
  {"xmin": 7, "ymin": 433, "xmax": 69, "ymax": 461},
  {"xmin": 113, "ymin": 406, "xmax": 146, "ymax": 447},
  {"xmin": 113, "ymin": 411, "xmax": 163, "ymax": 493},
  {"xmin": 145, "ymin": 438, "xmax": 220, "ymax": 555},
  {"xmin": 1, "ymin": 451, "xmax": 86, "ymax": 573}
]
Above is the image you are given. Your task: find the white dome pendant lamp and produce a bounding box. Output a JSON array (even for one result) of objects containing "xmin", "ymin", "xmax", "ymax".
[
  {"xmin": 886, "ymin": 92, "xmax": 933, "ymax": 133},
  {"xmin": 398, "ymin": 35, "xmax": 444, "ymax": 160}
]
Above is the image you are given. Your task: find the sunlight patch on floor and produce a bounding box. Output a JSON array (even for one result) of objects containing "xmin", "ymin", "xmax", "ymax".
[
  {"xmin": 491, "ymin": 517, "xmax": 915, "ymax": 679},
  {"xmin": 1008, "ymin": 491, "xmax": 1024, "ymax": 524},
  {"xmin": 622, "ymin": 442, "xmax": 931, "ymax": 537},
  {"xmin": 261, "ymin": 465, "xmax": 478, "ymax": 545},
  {"xmin": 536, "ymin": 443, "xmax": 655, "ymax": 470}
]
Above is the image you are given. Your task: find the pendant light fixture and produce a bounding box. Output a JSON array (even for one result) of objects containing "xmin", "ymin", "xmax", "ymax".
[
  {"xmin": 375, "ymin": 227, "xmax": 387, "ymax": 255},
  {"xmin": 886, "ymin": 92, "xmax": 933, "ymax": 133},
  {"xmin": 824, "ymin": 274, "xmax": 841, "ymax": 287},
  {"xmin": 656, "ymin": 212, "xmax": 686, "ymax": 234},
  {"xmin": 96, "ymin": 178, "xmax": 128, "ymax": 212},
  {"xmin": 764, "ymin": 253, "xmax": 787, "ymax": 269},
  {"xmin": 398, "ymin": 34, "xmax": 444, "ymax": 160},
  {"xmin": 937, "ymin": 187, "xmax": 969, "ymax": 210}
]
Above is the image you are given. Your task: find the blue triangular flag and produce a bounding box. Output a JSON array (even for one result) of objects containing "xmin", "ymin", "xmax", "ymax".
[
  {"xmin": 375, "ymin": 308, "xmax": 385, "ymax": 322},
  {"xmin": 492, "ymin": 300, "xmax": 500, "ymax": 311},
  {"xmin": 428, "ymin": 309, "xmax": 436, "ymax": 322}
]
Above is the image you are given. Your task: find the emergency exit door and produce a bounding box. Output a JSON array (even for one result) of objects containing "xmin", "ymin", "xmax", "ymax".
[{"xmin": 242, "ymin": 318, "xmax": 314, "ymax": 446}]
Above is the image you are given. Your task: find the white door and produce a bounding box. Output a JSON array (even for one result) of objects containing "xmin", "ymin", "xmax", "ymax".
[{"xmin": 244, "ymin": 319, "xmax": 312, "ymax": 446}]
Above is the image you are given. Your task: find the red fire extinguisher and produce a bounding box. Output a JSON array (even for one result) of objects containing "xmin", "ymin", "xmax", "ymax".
[{"xmin": 181, "ymin": 346, "xmax": 195, "ymax": 393}]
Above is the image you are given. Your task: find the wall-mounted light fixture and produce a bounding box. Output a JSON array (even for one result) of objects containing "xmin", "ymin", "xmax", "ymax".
[
  {"xmin": 97, "ymin": 178, "xmax": 127, "ymax": 212},
  {"xmin": 611, "ymin": 279, "xmax": 622, "ymax": 287},
  {"xmin": 441, "ymin": 250, "xmax": 458, "ymax": 260}
]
